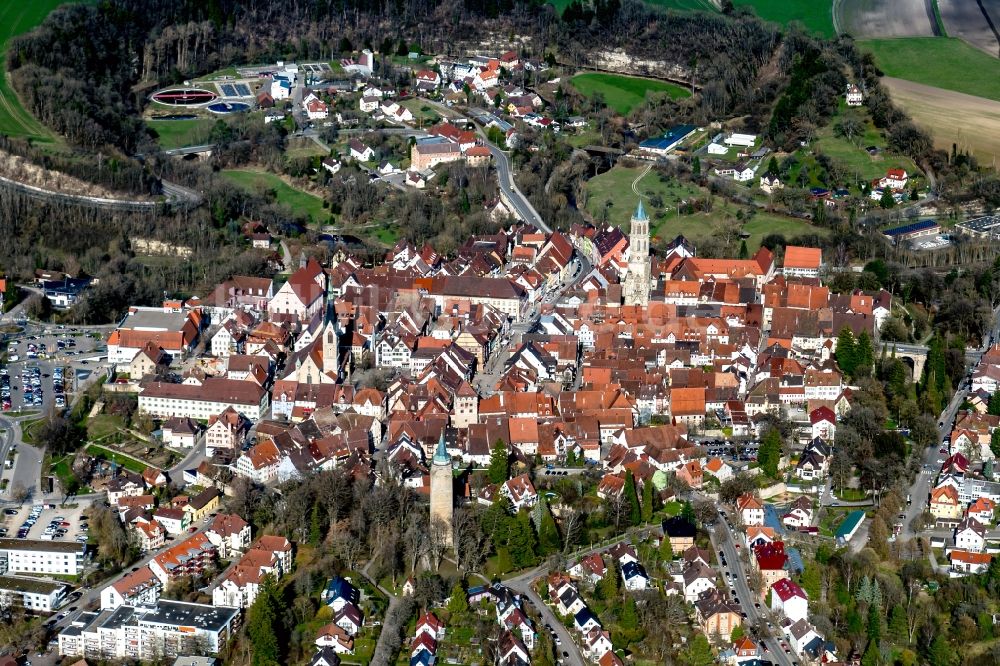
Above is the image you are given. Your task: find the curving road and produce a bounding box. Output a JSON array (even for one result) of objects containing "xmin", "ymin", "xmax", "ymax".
[
  {"xmin": 478, "ymin": 134, "xmax": 551, "ymax": 234},
  {"xmin": 0, "ymin": 171, "xmax": 200, "ymax": 211},
  {"xmin": 419, "ymin": 98, "xmax": 551, "ymax": 234}
]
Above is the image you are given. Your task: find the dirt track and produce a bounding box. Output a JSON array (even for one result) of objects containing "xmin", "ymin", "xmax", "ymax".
[
  {"xmin": 838, "ymin": 0, "xmax": 935, "ymax": 37},
  {"xmin": 882, "ymin": 77, "xmax": 1000, "ymax": 163},
  {"xmin": 939, "ymin": 0, "xmax": 1000, "ymax": 56}
]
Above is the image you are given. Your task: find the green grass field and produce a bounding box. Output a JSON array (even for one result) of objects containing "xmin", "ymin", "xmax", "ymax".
[
  {"xmin": 549, "ymin": 0, "xmax": 716, "ymax": 12},
  {"xmin": 859, "ymin": 37, "xmax": 1000, "ymax": 102},
  {"xmin": 585, "ymin": 164, "xmax": 826, "ymax": 250},
  {"xmin": 551, "ymin": 0, "xmax": 831, "ymax": 34},
  {"xmin": 400, "ymin": 98, "xmax": 443, "ymax": 126},
  {"xmin": 570, "ymin": 73, "xmax": 691, "ymax": 115},
  {"xmin": 585, "ymin": 164, "xmax": 703, "ymax": 231},
  {"xmin": 734, "ymin": 0, "xmax": 835, "ymax": 37},
  {"xmin": 284, "ymin": 137, "xmax": 329, "ymax": 159},
  {"xmin": 812, "ymin": 111, "xmax": 919, "ymax": 183},
  {"xmin": 85, "ymin": 445, "xmax": 147, "ymax": 473},
  {"xmin": 147, "ymin": 118, "xmax": 216, "ymax": 149},
  {"xmin": 222, "ymin": 169, "xmax": 329, "ymax": 223},
  {"xmin": 0, "ymin": 0, "xmax": 69, "ymax": 141},
  {"xmin": 86, "ymin": 413, "xmax": 125, "ymax": 440}
]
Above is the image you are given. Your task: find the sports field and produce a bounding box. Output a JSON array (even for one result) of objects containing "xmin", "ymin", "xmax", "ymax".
[
  {"xmin": 734, "ymin": 0, "xmax": 836, "ymax": 36},
  {"xmin": 570, "ymin": 73, "xmax": 691, "ymax": 115},
  {"xmin": 859, "ymin": 37, "xmax": 1000, "ymax": 102},
  {"xmin": 0, "ymin": 0, "xmax": 68, "ymax": 141},
  {"xmin": 221, "ymin": 169, "xmax": 329, "ymax": 223}
]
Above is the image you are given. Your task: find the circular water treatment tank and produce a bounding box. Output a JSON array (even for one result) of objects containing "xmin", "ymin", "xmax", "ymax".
[
  {"xmin": 207, "ymin": 101, "xmax": 251, "ymax": 114},
  {"xmin": 150, "ymin": 88, "xmax": 218, "ymax": 106}
]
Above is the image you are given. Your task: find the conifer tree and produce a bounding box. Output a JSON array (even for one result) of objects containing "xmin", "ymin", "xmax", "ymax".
[{"xmin": 836, "ymin": 327, "xmax": 858, "ymax": 376}]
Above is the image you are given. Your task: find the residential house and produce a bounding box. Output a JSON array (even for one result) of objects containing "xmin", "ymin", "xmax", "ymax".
[
  {"xmin": 100, "ymin": 566, "xmax": 161, "ymax": 610},
  {"xmin": 621, "ymin": 561, "xmax": 650, "ymax": 591},
  {"xmin": 737, "ymin": 494, "xmax": 765, "ymax": 526},
  {"xmin": 349, "ymin": 139, "xmax": 374, "ymax": 162},
  {"xmin": 752, "ymin": 542, "xmax": 789, "ymax": 594},
  {"xmin": 324, "ymin": 577, "xmax": 360, "ymax": 612},
  {"xmin": 662, "ymin": 516, "xmax": 697, "ymax": 552},
  {"xmin": 695, "ymin": 590, "xmax": 742, "ymax": 637},
  {"xmin": 678, "ymin": 562, "xmax": 717, "ymax": 603},
  {"xmin": 950, "ymin": 549, "xmax": 992, "ymax": 575},
  {"xmin": 315, "ymin": 623, "xmax": 355, "ymax": 654},
  {"xmin": 930, "ymin": 485, "xmax": 963, "ymax": 522},
  {"xmin": 955, "ymin": 517, "xmax": 987, "ymax": 552},
  {"xmin": 206, "ymin": 514, "xmax": 253, "ymax": 559},
  {"xmin": 968, "ymin": 497, "xmax": 995, "ymax": 525},
  {"xmin": 770, "ymin": 578, "xmax": 808, "ymax": 623},
  {"xmin": 501, "ymin": 473, "xmax": 538, "ymax": 511}
]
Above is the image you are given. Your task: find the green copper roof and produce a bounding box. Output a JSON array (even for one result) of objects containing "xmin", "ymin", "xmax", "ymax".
[
  {"xmin": 433, "ymin": 429, "xmax": 449, "ymax": 464},
  {"xmin": 634, "ymin": 200, "xmax": 647, "ymax": 221}
]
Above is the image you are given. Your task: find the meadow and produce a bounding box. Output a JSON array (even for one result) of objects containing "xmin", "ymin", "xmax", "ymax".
[
  {"xmin": 551, "ymin": 0, "xmax": 835, "ymax": 36},
  {"xmin": 147, "ymin": 118, "xmax": 216, "ymax": 149},
  {"xmin": 550, "ymin": 0, "xmax": 716, "ymax": 13},
  {"xmin": 570, "ymin": 73, "xmax": 691, "ymax": 115},
  {"xmin": 583, "ymin": 164, "xmax": 825, "ymax": 250},
  {"xmin": 812, "ymin": 109, "xmax": 920, "ymax": 183},
  {"xmin": 880, "ymin": 77, "xmax": 1000, "ymax": 163},
  {"xmin": 858, "ymin": 37, "xmax": 1000, "ymax": 102},
  {"xmin": 222, "ymin": 169, "xmax": 329, "ymax": 224},
  {"xmin": 733, "ymin": 0, "xmax": 835, "ymax": 37},
  {"xmin": 0, "ymin": 0, "xmax": 68, "ymax": 141}
]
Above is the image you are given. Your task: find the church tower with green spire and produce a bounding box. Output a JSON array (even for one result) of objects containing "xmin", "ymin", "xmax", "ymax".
[
  {"xmin": 430, "ymin": 429, "xmax": 454, "ymax": 549},
  {"xmin": 623, "ymin": 199, "xmax": 651, "ymax": 306}
]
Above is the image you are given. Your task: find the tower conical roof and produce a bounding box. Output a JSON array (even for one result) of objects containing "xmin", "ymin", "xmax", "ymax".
[
  {"xmin": 634, "ymin": 200, "xmax": 647, "ymax": 222},
  {"xmin": 433, "ymin": 429, "xmax": 449, "ymax": 464}
]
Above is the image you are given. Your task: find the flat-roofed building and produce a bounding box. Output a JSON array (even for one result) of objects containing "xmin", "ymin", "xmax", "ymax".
[
  {"xmin": 0, "ymin": 539, "xmax": 86, "ymax": 576},
  {"xmin": 955, "ymin": 215, "xmax": 1000, "ymax": 239},
  {"xmin": 0, "ymin": 575, "xmax": 67, "ymax": 613},
  {"xmin": 107, "ymin": 306, "xmax": 202, "ymax": 366},
  {"xmin": 883, "ymin": 220, "xmax": 940, "ymax": 246},
  {"xmin": 58, "ymin": 600, "xmax": 239, "ymax": 660}
]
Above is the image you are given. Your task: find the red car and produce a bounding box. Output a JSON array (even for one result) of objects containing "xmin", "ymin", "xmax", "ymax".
[
  {"xmin": 939, "ymin": 447, "xmax": 948, "ymax": 454},
  {"xmin": 187, "ymin": 526, "xmax": 198, "ymax": 533}
]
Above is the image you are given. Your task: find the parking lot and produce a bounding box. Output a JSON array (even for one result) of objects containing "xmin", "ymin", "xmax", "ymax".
[
  {"xmin": 0, "ymin": 502, "xmax": 91, "ymax": 544},
  {"xmin": 3, "ymin": 328, "xmax": 104, "ymax": 413}
]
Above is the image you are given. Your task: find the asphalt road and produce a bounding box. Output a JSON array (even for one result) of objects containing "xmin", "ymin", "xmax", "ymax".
[
  {"xmin": 900, "ymin": 303, "xmax": 1000, "ymax": 541},
  {"xmin": 712, "ymin": 512, "xmax": 795, "ymax": 666},
  {"xmin": 503, "ymin": 574, "xmax": 583, "ymax": 666},
  {"xmin": 480, "ymin": 137, "xmax": 551, "ymax": 233},
  {"xmin": 472, "ymin": 255, "xmax": 589, "ymax": 396}
]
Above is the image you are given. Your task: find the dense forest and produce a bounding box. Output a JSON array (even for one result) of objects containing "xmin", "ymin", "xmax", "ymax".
[{"xmin": 8, "ymin": 0, "xmax": 778, "ymax": 151}]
